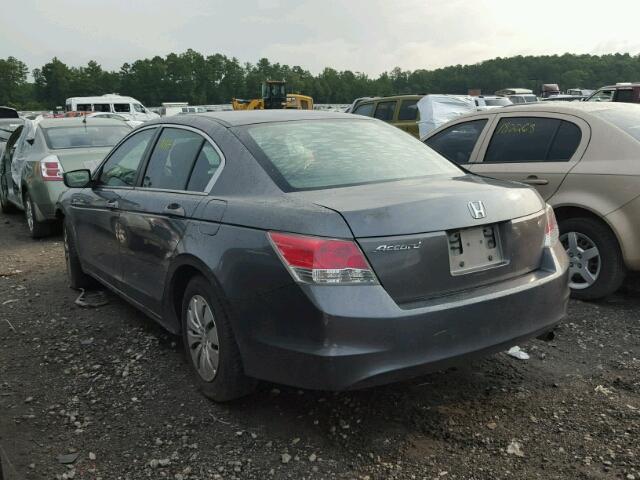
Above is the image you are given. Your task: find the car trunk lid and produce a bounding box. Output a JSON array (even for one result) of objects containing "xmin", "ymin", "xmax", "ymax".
[
  {"xmin": 293, "ymin": 175, "xmax": 547, "ymax": 304},
  {"xmin": 55, "ymin": 148, "xmax": 112, "ymax": 173}
]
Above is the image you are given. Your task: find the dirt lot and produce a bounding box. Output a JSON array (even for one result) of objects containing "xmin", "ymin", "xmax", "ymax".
[{"xmin": 0, "ymin": 210, "xmax": 639, "ymax": 480}]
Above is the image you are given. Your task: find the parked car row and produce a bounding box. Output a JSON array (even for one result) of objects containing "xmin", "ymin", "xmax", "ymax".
[
  {"xmin": 348, "ymin": 94, "xmax": 513, "ymax": 138},
  {"xmin": 6, "ymin": 96, "xmax": 637, "ymax": 402}
]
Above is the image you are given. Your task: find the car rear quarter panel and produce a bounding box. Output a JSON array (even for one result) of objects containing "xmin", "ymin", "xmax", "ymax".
[
  {"xmin": 162, "ymin": 220, "xmax": 295, "ymax": 334},
  {"xmin": 549, "ymin": 117, "xmax": 640, "ymax": 270},
  {"xmin": 160, "ymin": 194, "xmax": 353, "ymax": 333}
]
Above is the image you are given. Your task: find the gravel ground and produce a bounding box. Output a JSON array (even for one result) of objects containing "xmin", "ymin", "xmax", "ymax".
[{"xmin": 1, "ymin": 210, "xmax": 639, "ymax": 480}]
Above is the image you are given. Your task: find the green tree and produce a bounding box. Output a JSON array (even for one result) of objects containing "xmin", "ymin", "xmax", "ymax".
[
  {"xmin": 33, "ymin": 57, "xmax": 74, "ymax": 108},
  {"xmin": 0, "ymin": 56, "xmax": 29, "ymax": 107},
  {"xmin": 5, "ymin": 51, "xmax": 640, "ymax": 109}
]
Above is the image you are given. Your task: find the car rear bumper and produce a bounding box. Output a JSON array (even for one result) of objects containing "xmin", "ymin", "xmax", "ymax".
[
  {"xmin": 233, "ymin": 245, "xmax": 569, "ymax": 390},
  {"xmin": 606, "ymin": 195, "xmax": 640, "ymax": 271}
]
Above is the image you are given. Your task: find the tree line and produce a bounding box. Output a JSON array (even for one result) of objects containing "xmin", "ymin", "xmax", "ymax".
[{"xmin": 1, "ymin": 50, "xmax": 640, "ymax": 110}]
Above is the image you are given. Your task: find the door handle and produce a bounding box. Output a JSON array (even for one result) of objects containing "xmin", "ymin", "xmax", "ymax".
[
  {"xmin": 521, "ymin": 175, "xmax": 549, "ymax": 186},
  {"xmin": 106, "ymin": 199, "xmax": 119, "ymax": 209},
  {"xmin": 163, "ymin": 203, "xmax": 186, "ymax": 217}
]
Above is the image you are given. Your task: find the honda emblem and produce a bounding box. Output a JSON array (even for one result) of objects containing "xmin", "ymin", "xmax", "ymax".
[{"xmin": 468, "ymin": 201, "xmax": 486, "ymax": 219}]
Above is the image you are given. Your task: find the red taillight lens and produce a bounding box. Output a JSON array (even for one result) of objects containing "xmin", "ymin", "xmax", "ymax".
[
  {"xmin": 544, "ymin": 204, "xmax": 559, "ymax": 247},
  {"xmin": 268, "ymin": 231, "xmax": 377, "ymax": 285},
  {"xmin": 40, "ymin": 155, "xmax": 64, "ymax": 181}
]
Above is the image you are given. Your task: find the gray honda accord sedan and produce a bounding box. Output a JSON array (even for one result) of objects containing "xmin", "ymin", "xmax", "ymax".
[{"xmin": 58, "ymin": 110, "xmax": 569, "ymax": 401}]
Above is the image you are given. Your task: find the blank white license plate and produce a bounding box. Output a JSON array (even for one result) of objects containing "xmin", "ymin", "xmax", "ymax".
[{"xmin": 448, "ymin": 225, "xmax": 504, "ymax": 275}]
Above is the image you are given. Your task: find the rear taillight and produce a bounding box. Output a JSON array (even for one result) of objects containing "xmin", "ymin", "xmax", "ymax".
[
  {"xmin": 544, "ymin": 204, "xmax": 559, "ymax": 247},
  {"xmin": 268, "ymin": 231, "xmax": 378, "ymax": 285},
  {"xmin": 40, "ymin": 155, "xmax": 64, "ymax": 181}
]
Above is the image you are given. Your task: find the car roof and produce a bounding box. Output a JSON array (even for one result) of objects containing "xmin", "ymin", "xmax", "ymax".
[
  {"xmin": 155, "ymin": 110, "xmax": 370, "ymax": 127},
  {"xmin": 38, "ymin": 117, "xmax": 130, "ymax": 128},
  {"xmin": 66, "ymin": 95, "xmax": 138, "ymax": 103},
  {"xmin": 451, "ymin": 101, "xmax": 639, "ymax": 119},
  {"xmin": 599, "ymin": 83, "xmax": 640, "ymax": 89}
]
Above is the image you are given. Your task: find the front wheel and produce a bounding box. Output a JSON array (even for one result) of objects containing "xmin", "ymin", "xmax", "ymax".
[
  {"xmin": 180, "ymin": 276, "xmax": 256, "ymax": 402},
  {"xmin": 559, "ymin": 217, "xmax": 625, "ymax": 301},
  {"xmin": 63, "ymin": 220, "xmax": 96, "ymax": 290}
]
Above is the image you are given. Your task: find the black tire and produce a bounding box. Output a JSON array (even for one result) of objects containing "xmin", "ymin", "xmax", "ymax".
[
  {"xmin": 23, "ymin": 192, "xmax": 52, "ymax": 239},
  {"xmin": 63, "ymin": 220, "xmax": 96, "ymax": 290},
  {"xmin": 181, "ymin": 276, "xmax": 256, "ymax": 402},
  {"xmin": 559, "ymin": 217, "xmax": 626, "ymax": 301}
]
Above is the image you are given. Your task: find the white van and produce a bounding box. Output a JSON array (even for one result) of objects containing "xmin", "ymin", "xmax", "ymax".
[{"xmin": 65, "ymin": 94, "xmax": 159, "ymax": 121}]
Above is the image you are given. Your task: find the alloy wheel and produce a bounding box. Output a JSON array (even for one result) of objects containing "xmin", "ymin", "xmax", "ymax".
[
  {"xmin": 560, "ymin": 231, "xmax": 601, "ymax": 290},
  {"xmin": 24, "ymin": 197, "xmax": 34, "ymax": 232},
  {"xmin": 186, "ymin": 295, "xmax": 220, "ymax": 382}
]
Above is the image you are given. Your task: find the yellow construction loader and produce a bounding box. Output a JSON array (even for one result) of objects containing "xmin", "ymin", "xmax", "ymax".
[{"xmin": 232, "ymin": 80, "xmax": 313, "ymax": 110}]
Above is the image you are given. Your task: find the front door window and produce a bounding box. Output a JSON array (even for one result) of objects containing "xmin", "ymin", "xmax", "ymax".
[{"xmin": 98, "ymin": 129, "xmax": 156, "ymax": 187}]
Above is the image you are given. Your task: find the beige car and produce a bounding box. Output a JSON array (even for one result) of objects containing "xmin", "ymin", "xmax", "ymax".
[{"xmin": 422, "ymin": 102, "xmax": 640, "ymax": 300}]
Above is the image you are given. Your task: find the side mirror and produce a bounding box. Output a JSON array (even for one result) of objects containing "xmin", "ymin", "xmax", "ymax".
[{"xmin": 63, "ymin": 169, "xmax": 92, "ymax": 188}]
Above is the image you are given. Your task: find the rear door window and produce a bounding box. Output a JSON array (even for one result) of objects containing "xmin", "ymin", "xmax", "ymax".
[
  {"xmin": 397, "ymin": 99, "xmax": 419, "ymax": 121},
  {"xmin": 94, "ymin": 103, "xmax": 111, "ymax": 112},
  {"xmin": 373, "ymin": 101, "xmax": 397, "ymax": 122},
  {"xmin": 547, "ymin": 121, "xmax": 582, "ymax": 160},
  {"xmin": 99, "ymin": 129, "xmax": 156, "ymax": 187},
  {"xmin": 3, "ymin": 126, "xmax": 23, "ymax": 162},
  {"xmin": 484, "ymin": 117, "xmax": 581, "ymax": 163},
  {"xmin": 615, "ymin": 89, "xmax": 634, "ymax": 103},
  {"xmin": 114, "ymin": 103, "xmax": 131, "ymax": 113},
  {"xmin": 353, "ymin": 103, "xmax": 374, "ymax": 117},
  {"xmin": 186, "ymin": 143, "xmax": 222, "ymax": 191},
  {"xmin": 142, "ymin": 128, "xmax": 204, "ymax": 190},
  {"xmin": 425, "ymin": 119, "xmax": 488, "ymax": 164}
]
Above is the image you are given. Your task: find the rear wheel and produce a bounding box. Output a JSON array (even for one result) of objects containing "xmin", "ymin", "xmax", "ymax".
[
  {"xmin": 180, "ymin": 276, "xmax": 256, "ymax": 402},
  {"xmin": 23, "ymin": 192, "xmax": 52, "ymax": 238},
  {"xmin": 559, "ymin": 217, "xmax": 625, "ymax": 300},
  {"xmin": 63, "ymin": 220, "xmax": 95, "ymax": 290}
]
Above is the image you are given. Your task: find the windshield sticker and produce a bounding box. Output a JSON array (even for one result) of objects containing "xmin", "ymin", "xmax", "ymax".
[{"xmin": 496, "ymin": 121, "xmax": 536, "ymax": 135}]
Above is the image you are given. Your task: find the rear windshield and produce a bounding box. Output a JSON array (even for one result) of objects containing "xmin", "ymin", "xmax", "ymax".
[
  {"xmin": 484, "ymin": 98, "xmax": 512, "ymax": 106},
  {"xmin": 592, "ymin": 108, "xmax": 640, "ymax": 142},
  {"xmin": 245, "ymin": 119, "xmax": 461, "ymax": 191},
  {"xmin": 43, "ymin": 125, "xmax": 131, "ymax": 149},
  {"xmin": 0, "ymin": 108, "xmax": 19, "ymax": 119}
]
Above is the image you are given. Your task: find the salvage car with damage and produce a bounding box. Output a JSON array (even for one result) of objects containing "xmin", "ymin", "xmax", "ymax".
[
  {"xmin": 0, "ymin": 116, "xmax": 131, "ymax": 237},
  {"xmin": 58, "ymin": 110, "xmax": 569, "ymax": 401}
]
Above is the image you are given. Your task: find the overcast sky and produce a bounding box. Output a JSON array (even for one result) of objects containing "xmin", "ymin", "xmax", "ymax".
[{"xmin": 2, "ymin": 0, "xmax": 640, "ymax": 76}]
